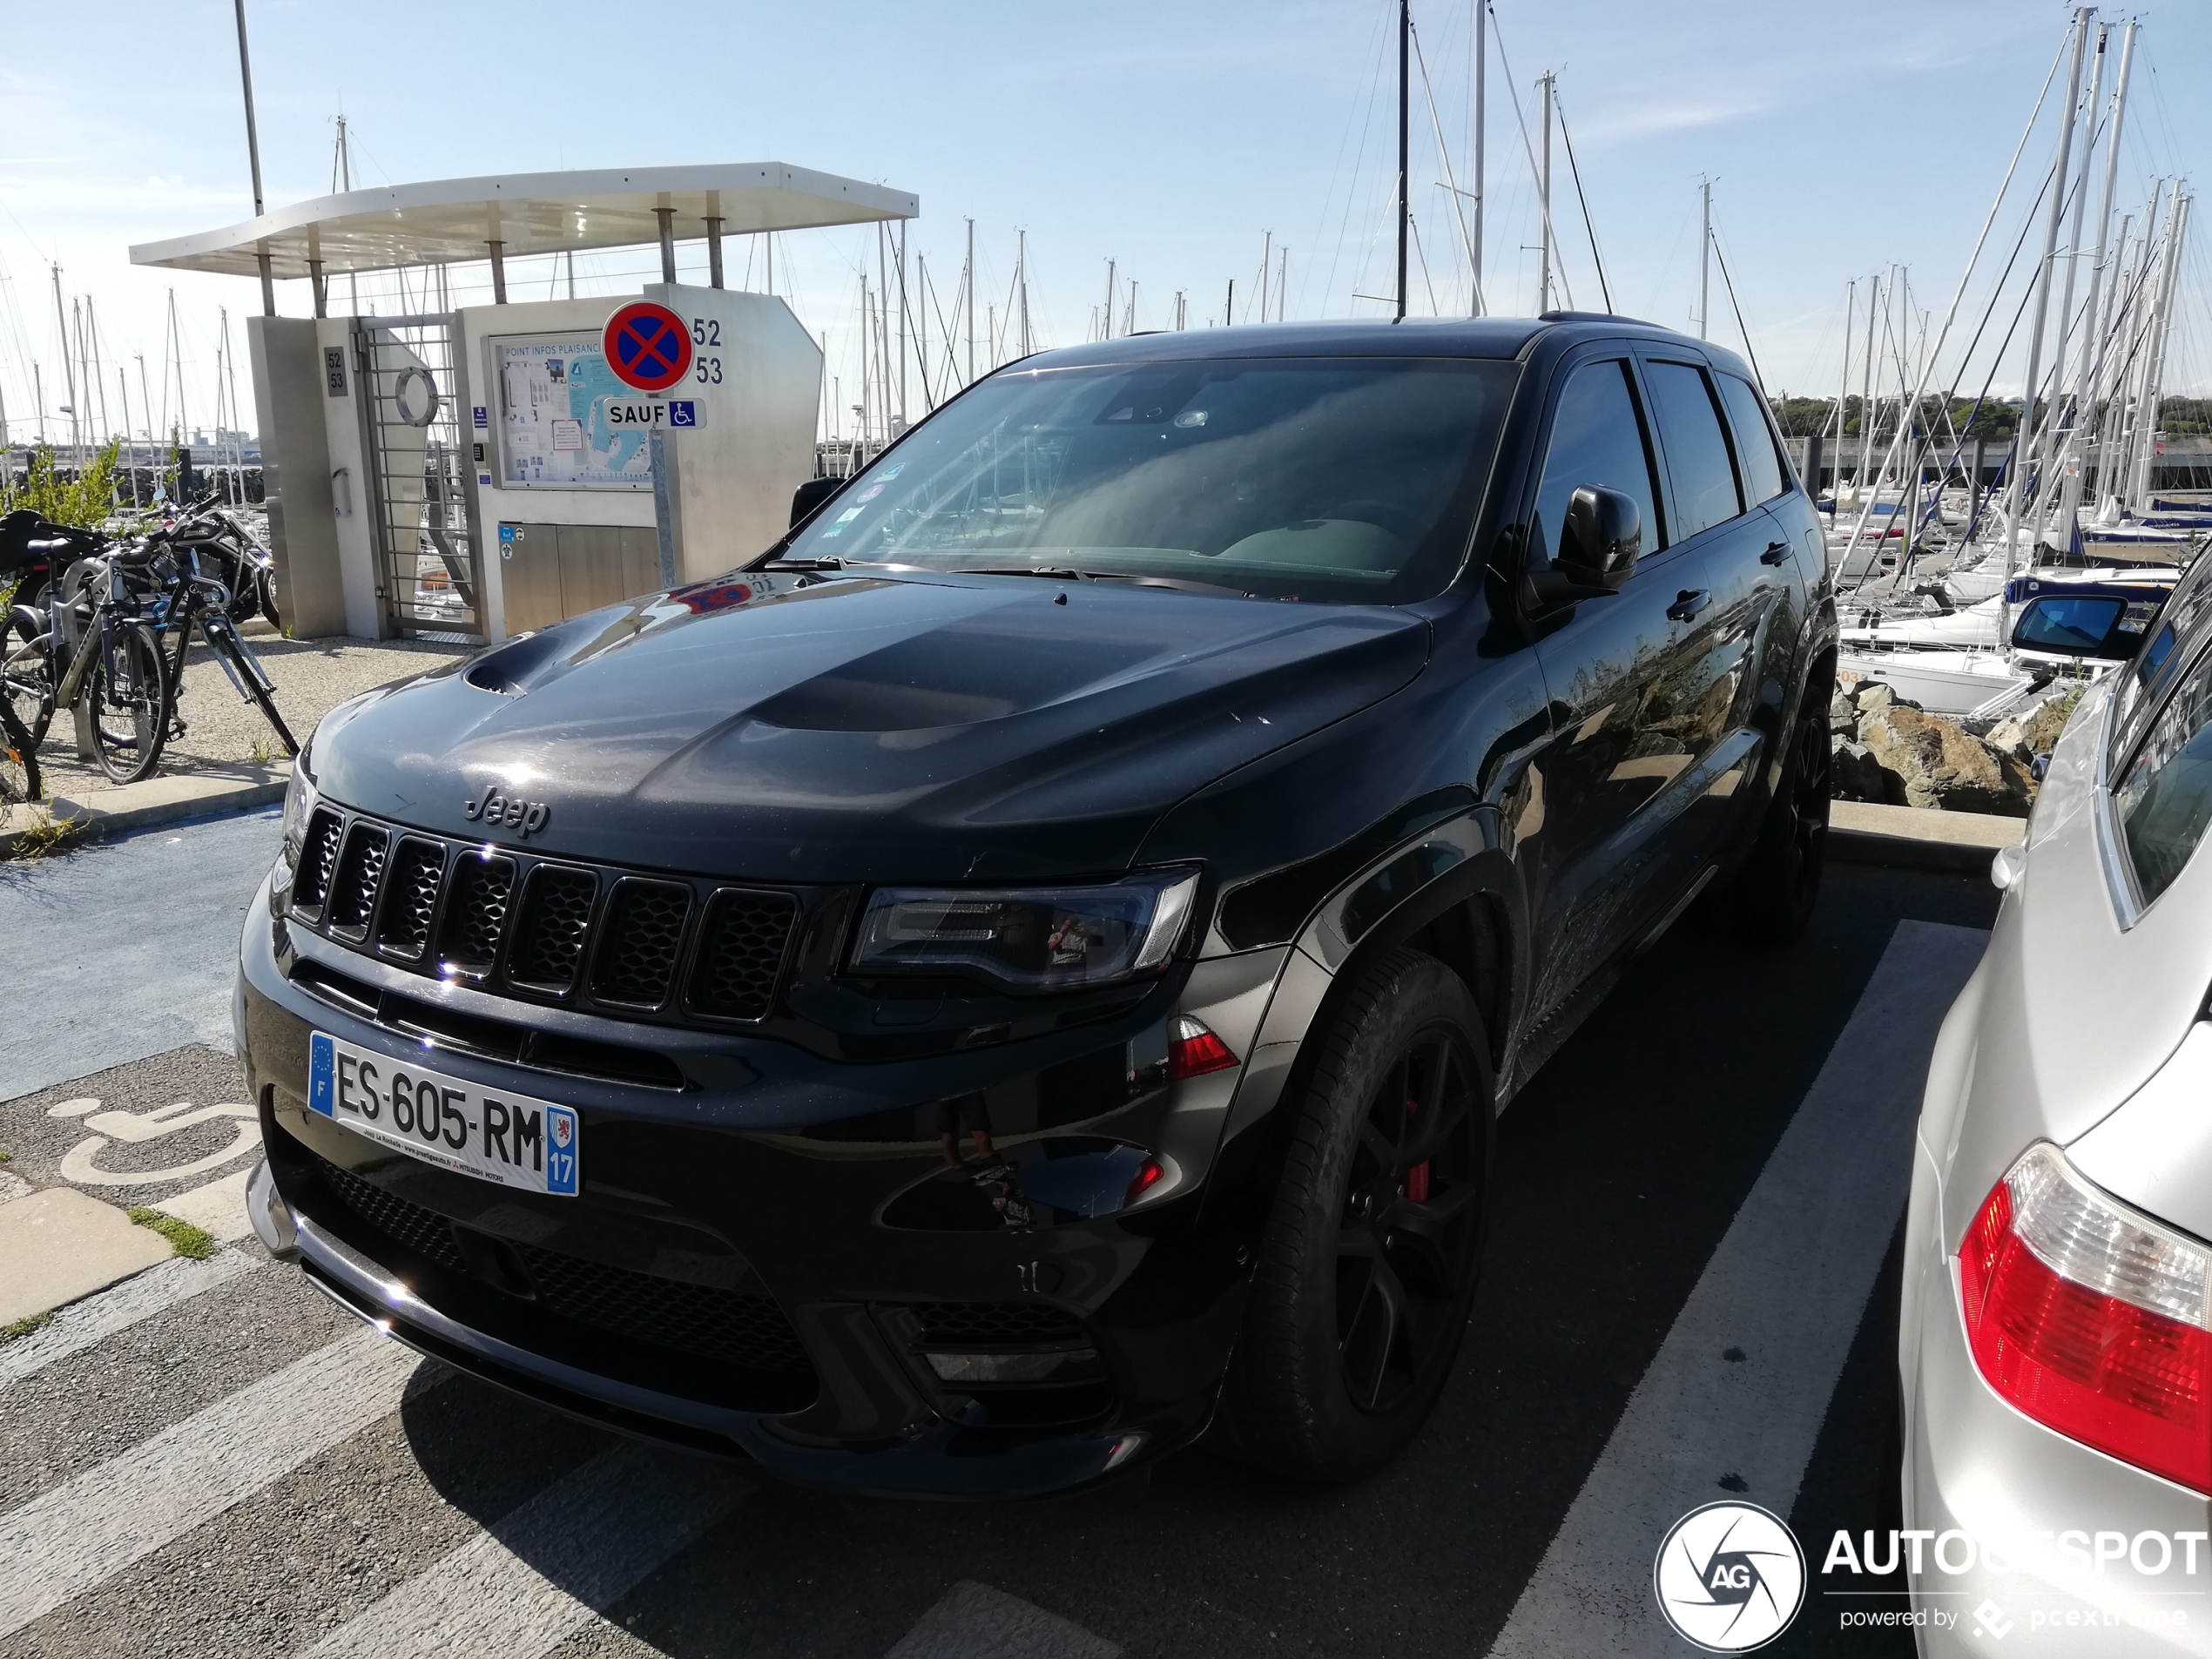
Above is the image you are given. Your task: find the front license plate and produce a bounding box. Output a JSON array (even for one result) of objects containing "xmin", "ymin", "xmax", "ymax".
[{"xmin": 307, "ymin": 1032, "xmax": 579, "ymax": 1197}]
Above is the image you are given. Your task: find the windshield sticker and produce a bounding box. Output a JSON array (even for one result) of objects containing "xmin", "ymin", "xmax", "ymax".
[
  {"xmin": 880, "ymin": 464, "xmax": 904, "ymax": 479},
  {"xmin": 856, "ymin": 483, "xmax": 886, "ymax": 502}
]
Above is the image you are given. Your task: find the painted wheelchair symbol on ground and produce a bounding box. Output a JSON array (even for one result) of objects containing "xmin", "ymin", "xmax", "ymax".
[
  {"xmin": 602, "ymin": 301, "xmax": 692, "ymax": 392},
  {"xmin": 46, "ymin": 1096, "xmax": 260, "ymax": 1186}
]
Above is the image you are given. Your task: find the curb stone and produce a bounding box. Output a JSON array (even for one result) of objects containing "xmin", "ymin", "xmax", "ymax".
[{"xmin": 0, "ymin": 765, "xmax": 285, "ymax": 858}]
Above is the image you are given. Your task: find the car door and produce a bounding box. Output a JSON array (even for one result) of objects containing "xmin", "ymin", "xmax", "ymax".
[
  {"xmin": 1635, "ymin": 353, "xmax": 1784, "ymax": 874},
  {"xmin": 1525, "ymin": 349, "xmax": 1719, "ymax": 1019}
]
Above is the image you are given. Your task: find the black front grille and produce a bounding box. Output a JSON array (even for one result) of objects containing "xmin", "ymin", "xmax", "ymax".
[
  {"xmin": 591, "ymin": 880, "xmax": 691, "ymax": 1008},
  {"xmin": 295, "ymin": 808, "xmax": 344, "ymax": 912},
  {"xmin": 689, "ymin": 890, "xmax": 798, "ymax": 1022},
  {"xmin": 440, "ymin": 853, "xmax": 515, "ymax": 974},
  {"xmin": 323, "ymin": 1163, "xmax": 468, "ymax": 1273},
  {"xmin": 326, "ymin": 824, "xmax": 389, "ymax": 935},
  {"xmin": 514, "ymin": 1244, "xmax": 814, "ymax": 1374},
  {"xmin": 374, "ymin": 838, "xmax": 445, "ymax": 961},
  {"xmin": 285, "ymin": 806, "xmax": 800, "ymax": 1033},
  {"xmin": 318, "ymin": 1162, "xmax": 813, "ymax": 1379},
  {"xmin": 912, "ymin": 1302, "xmax": 1089, "ymax": 1346},
  {"xmin": 508, "ymin": 866, "xmax": 598, "ymax": 990}
]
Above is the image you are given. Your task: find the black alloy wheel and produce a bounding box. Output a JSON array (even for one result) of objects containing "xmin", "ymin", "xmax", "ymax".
[
  {"xmin": 1215, "ymin": 948, "xmax": 1491, "ymax": 1485},
  {"xmin": 1335, "ymin": 1025, "xmax": 1486, "ymax": 1414}
]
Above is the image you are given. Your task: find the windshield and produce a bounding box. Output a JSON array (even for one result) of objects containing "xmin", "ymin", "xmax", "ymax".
[{"xmin": 784, "ymin": 356, "xmax": 1518, "ymax": 604}]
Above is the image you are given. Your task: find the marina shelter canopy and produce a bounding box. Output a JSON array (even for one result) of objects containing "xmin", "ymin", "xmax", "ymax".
[{"xmin": 130, "ymin": 163, "xmax": 916, "ymax": 280}]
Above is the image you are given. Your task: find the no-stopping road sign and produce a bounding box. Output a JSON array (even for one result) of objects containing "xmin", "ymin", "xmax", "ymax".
[{"xmin": 603, "ymin": 301, "xmax": 693, "ymax": 393}]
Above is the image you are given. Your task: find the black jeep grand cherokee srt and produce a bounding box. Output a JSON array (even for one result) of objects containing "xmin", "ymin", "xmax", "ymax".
[{"xmin": 239, "ymin": 314, "xmax": 1835, "ymax": 1497}]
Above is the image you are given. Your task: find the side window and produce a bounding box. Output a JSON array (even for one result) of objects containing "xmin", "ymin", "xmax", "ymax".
[
  {"xmin": 1716, "ymin": 374, "xmax": 1788, "ymax": 505},
  {"xmin": 2116, "ymin": 639, "xmax": 2212, "ymax": 906},
  {"xmin": 1532, "ymin": 359, "xmax": 1664, "ymax": 565},
  {"xmin": 1645, "ymin": 361, "xmax": 1744, "ymax": 540}
]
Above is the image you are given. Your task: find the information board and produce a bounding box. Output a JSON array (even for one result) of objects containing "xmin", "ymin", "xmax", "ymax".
[{"xmin": 492, "ymin": 333, "xmax": 652, "ymax": 490}]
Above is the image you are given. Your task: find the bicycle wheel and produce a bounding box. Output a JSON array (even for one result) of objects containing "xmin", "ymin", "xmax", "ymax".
[
  {"xmin": 86, "ymin": 624, "xmax": 170, "ymax": 785},
  {"xmin": 0, "ymin": 690, "xmax": 37, "ymax": 806},
  {"xmin": 2, "ymin": 637, "xmax": 53, "ymax": 748}
]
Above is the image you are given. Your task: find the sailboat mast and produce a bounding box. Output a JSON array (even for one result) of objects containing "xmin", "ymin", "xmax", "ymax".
[
  {"xmin": 1698, "ymin": 177, "xmax": 1711, "ymax": 339},
  {"xmin": 1397, "ymin": 0, "xmax": 1409, "ymax": 320},
  {"xmin": 1472, "ymin": 0, "xmax": 1485, "ymax": 315},
  {"xmin": 2128, "ymin": 190, "xmax": 2189, "ymax": 510},
  {"xmin": 2000, "ymin": 4, "xmax": 2091, "ymax": 608},
  {"xmin": 1834, "ymin": 280, "xmax": 1853, "ymax": 496},
  {"xmin": 964, "ymin": 218, "xmax": 975, "ymax": 386},
  {"xmin": 2034, "ymin": 22, "xmax": 2107, "ymax": 545},
  {"xmin": 1536, "ymin": 73, "xmax": 1553, "ymax": 314},
  {"xmin": 2059, "ymin": 18, "xmax": 2132, "ymax": 538}
]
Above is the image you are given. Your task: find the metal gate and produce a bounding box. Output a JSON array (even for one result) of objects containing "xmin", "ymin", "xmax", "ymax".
[{"xmin": 356, "ymin": 315, "xmax": 483, "ymax": 640}]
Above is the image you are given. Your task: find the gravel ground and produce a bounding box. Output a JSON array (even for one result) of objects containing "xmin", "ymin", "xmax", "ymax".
[{"xmin": 34, "ymin": 633, "xmax": 470, "ymax": 795}]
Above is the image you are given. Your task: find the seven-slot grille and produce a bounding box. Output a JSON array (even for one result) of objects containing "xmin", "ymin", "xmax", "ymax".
[{"xmin": 287, "ymin": 806, "xmax": 799, "ymax": 1027}]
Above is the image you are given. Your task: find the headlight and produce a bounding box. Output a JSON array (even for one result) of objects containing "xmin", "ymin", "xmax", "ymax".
[
  {"xmin": 850, "ymin": 870, "xmax": 1200, "ymax": 992},
  {"xmin": 279, "ymin": 741, "xmax": 319, "ymax": 867}
]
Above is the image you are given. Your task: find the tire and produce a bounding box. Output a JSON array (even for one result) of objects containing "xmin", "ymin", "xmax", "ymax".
[
  {"xmin": 87, "ymin": 624, "xmax": 170, "ymax": 785},
  {"xmin": 1213, "ymin": 948, "xmax": 1491, "ymax": 1485},
  {"xmin": 3, "ymin": 637, "xmax": 53, "ymax": 749},
  {"xmin": 1717, "ymin": 672, "xmax": 1832, "ymax": 946},
  {"xmin": 259, "ymin": 567, "xmax": 282, "ymax": 632},
  {"xmin": 0, "ymin": 692, "xmax": 37, "ymax": 806}
]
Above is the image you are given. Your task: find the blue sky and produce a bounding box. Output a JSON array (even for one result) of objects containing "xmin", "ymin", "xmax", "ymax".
[{"xmin": 1, "ymin": 0, "xmax": 2204, "ymax": 443}]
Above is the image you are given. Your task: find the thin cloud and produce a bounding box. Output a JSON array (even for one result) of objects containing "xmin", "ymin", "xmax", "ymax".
[{"xmin": 1572, "ymin": 98, "xmax": 1768, "ymax": 145}]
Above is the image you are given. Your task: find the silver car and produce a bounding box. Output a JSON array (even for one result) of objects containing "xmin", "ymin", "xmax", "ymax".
[{"xmin": 1903, "ymin": 558, "xmax": 2212, "ymax": 1653}]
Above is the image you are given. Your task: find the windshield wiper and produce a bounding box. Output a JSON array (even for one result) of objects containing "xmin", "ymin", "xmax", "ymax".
[
  {"xmin": 954, "ymin": 565, "xmax": 1251, "ymax": 597},
  {"xmin": 758, "ymin": 556, "xmax": 846, "ymax": 571}
]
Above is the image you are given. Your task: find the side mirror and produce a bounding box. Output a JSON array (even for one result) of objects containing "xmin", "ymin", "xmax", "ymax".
[
  {"xmin": 1559, "ymin": 484, "xmax": 1641, "ymax": 588},
  {"xmin": 1523, "ymin": 483, "xmax": 1641, "ymax": 612},
  {"xmin": 2010, "ymin": 590, "xmax": 2165, "ymax": 661},
  {"xmin": 790, "ymin": 475, "xmax": 845, "ymax": 529}
]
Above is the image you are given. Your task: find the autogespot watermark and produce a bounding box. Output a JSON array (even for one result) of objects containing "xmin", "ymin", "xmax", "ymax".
[
  {"xmin": 1656, "ymin": 1511, "xmax": 2209, "ymax": 1647},
  {"xmin": 1654, "ymin": 1502, "xmax": 1807, "ymax": 1652},
  {"xmin": 1817, "ymin": 1526, "xmax": 2206, "ymax": 1642}
]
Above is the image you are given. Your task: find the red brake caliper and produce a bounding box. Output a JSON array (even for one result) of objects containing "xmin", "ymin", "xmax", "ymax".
[{"xmin": 1404, "ymin": 1096, "xmax": 1430, "ymax": 1203}]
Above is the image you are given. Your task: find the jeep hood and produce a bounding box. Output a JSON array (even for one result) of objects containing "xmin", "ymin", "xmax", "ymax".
[{"xmin": 313, "ymin": 572, "xmax": 1429, "ymax": 882}]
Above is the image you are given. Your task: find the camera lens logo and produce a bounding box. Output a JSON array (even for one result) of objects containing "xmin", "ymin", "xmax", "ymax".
[{"xmin": 1653, "ymin": 1501, "xmax": 1805, "ymax": 1652}]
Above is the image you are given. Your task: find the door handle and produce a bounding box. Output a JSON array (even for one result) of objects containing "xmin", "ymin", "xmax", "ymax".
[
  {"xmin": 1667, "ymin": 589, "xmax": 1712, "ymax": 623},
  {"xmin": 1759, "ymin": 541, "xmax": 1792, "ymax": 565}
]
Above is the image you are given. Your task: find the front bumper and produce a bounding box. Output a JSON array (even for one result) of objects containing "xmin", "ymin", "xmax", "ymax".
[{"xmin": 239, "ymin": 876, "xmax": 1278, "ymax": 1498}]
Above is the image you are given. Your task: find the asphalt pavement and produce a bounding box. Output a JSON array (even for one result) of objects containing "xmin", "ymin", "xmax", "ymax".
[{"xmin": 0, "ymin": 811, "xmax": 2000, "ymax": 1658}]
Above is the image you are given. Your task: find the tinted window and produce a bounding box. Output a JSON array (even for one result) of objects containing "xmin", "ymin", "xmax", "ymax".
[
  {"xmin": 1532, "ymin": 360, "xmax": 1663, "ymax": 564},
  {"xmin": 2118, "ymin": 553, "xmax": 2212, "ymax": 750},
  {"xmin": 1716, "ymin": 374, "xmax": 1788, "ymax": 505},
  {"xmin": 2117, "ymin": 640, "xmax": 2212, "ymax": 905},
  {"xmin": 2014, "ymin": 596, "xmax": 2124, "ymax": 654},
  {"xmin": 1646, "ymin": 361, "xmax": 1743, "ymax": 539},
  {"xmin": 781, "ymin": 358, "xmax": 1518, "ymax": 605}
]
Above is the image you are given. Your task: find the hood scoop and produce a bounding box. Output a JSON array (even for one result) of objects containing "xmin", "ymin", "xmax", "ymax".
[{"xmin": 749, "ymin": 618, "xmax": 1167, "ymax": 733}]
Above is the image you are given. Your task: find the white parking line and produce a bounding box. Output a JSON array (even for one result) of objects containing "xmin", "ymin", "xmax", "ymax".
[
  {"xmin": 1487, "ymin": 919, "xmax": 1988, "ymax": 1657},
  {"xmin": 0, "ymin": 1245, "xmax": 260, "ymax": 1386},
  {"xmin": 297, "ymin": 1440, "xmax": 749, "ymax": 1659},
  {"xmin": 0, "ymin": 1327, "xmax": 435, "ymax": 1639},
  {"xmin": 885, "ymin": 1581, "xmax": 1123, "ymax": 1659}
]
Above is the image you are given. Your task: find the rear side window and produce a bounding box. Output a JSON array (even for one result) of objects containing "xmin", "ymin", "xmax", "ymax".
[
  {"xmin": 2116, "ymin": 641, "xmax": 2212, "ymax": 905},
  {"xmin": 2118, "ymin": 553, "xmax": 2212, "ymax": 750},
  {"xmin": 1532, "ymin": 360, "xmax": 1664, "ymax": 563},
  {"xmin": 1645, "ymin": 361, "xmax": 1743, "ymax": 540},
  {"xmin": 1716, "ymin": 374, "xmax": 1789, "ymax": 505}
]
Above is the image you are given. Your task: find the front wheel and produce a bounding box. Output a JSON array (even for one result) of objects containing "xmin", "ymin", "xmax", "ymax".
[
  {"xmin": 1213, "ymin": 948, "xmax": 1491, "ymax": 1485},
  {"xmin": 86, "ymin": 624, "xmax": 170, "ymax": 785}
]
